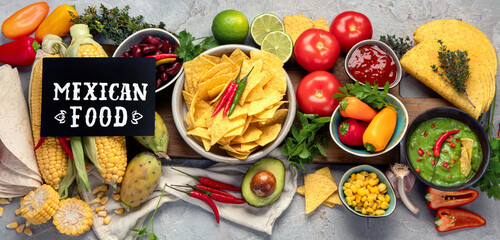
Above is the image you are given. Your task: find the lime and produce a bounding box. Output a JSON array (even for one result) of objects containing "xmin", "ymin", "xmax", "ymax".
[
  {"xmin": 212, "ymin": 10, "xmax": 249, "ymax": 44},
  {"xmin": 261, "ymin": 31, "xmax": 293, "ymax": 63},
  {"xmin": 250, "ymin": 13, "xmax": 285, "ymax": 46}
]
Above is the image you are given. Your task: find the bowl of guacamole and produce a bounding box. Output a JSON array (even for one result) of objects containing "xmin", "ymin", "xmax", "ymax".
[{"xmin": 402, "ymin": 107, "xmax": 490, "ymax": 190}]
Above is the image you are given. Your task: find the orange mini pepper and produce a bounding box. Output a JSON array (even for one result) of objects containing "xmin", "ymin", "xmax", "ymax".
[{"xmin": 2, "ymin": 2, "xmax": 49, "ymax": 39}]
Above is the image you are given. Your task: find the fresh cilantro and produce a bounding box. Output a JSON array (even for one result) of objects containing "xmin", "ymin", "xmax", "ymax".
[
  {"xmin": 282, "ymin": 112, "xmax": 331, "ymax": 170},
  {"xmin": 174, "ymin": 30, "xmax": 218, "ymax": 61},
  {"xmin": 70, "ymin": 4, "xmax": 166, "ymax": 44},
  {"xmin": 473, "ymin": 137, "xmax": 500, "ymax": 199},
  {"xmin": 332, "ymin": 81, "xmax": 395, "ymax": 110},
  {"xmin": 130, "ymin": 184, "xmax": 166, "ymax": 240}
]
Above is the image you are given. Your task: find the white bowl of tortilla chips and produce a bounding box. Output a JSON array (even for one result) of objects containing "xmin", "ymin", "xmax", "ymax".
[{"xmin": 172, "ymin": 45, "xmax": 296, "ymax": 163}]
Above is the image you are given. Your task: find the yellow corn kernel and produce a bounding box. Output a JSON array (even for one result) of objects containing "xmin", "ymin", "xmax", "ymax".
[
  {"xmin": 361, "ymin": 171, "xmax": 368, "ymax": 176},
  {"xmin": 112, "ymin": 194, "xmax": 120, "ymax": 201},
  {"xmin": 381, "ymin": 189, "xmax": 387, "ymax": 194},
  {"xmin": 346, "ymin": 199, "xmax": 353, "ymax": 206},
  {"xmin": 92, "ymin": 185, "xmax": 109, "ymax": 195},
  {"xmin": 361, "ymin": 208, "xmax": 368, "ymax": 215},
  {"xmin": 100, "ymin": 196, "xmax": 109, "ymax": 205},
  {"xmin": 351, "ymin": 183, "xmax": 361, "ymax": 190},
  {"xmin": 367, "ymin": 194, "xmax": 375, "ymax": 203},
  {"xmin": 361, "ymin": 196, "xmax": 367, "ymax": 202},
  {"xmin": 368, "ymin": 178, "xmax": 379, "ymax": 186},
  {"xmin": 363, "ymin": 180, "xmax": 370, "ymax": 186},
  {"xmin": 96, "ymin": 191, "xmax": 105, "ymax": 198},
  {"xmin": 20, "ymin": 185, "xmax": 60, "ymax": 225},
  {"xmin": 380, "ymin": 201, "xmax": 390, "ymax": 210},
  {"xmin": 7, "ymin": 222, "xmax": 18, "ymax": 229},
  {"xmin": 0, "ymin": 207, "xmax": 3, "ymax": 217},
  {"xmin": 344, "ymin": 189, "xmax": 353, "ymax": 197},
  {"xmin": 363, "ymin": 201, "xmax": 369, "ymax": 208},
  {"xmin": 372, "ymin": 203, "xmax": 378, "ymax": 210},
  {"xmin": 77, "ymin": 44, "xmax": 107, "ymax": 58},
  {"xmin": 95, "ymin": 206, "xmax": 106, "ymax": 213},
  {"xmin": 114, "ymin": 208, "xmax": 124, "ymax": 215},
  {"xmin": 357, "ymin": 189, "xmax": 367, "ymax": 196},
  {"xmin": 112, "ymin": 187, "xmax": 121, "ymax": 194},
  {"xmin": 53, "ymin": 198, "xmax": 93, "ymax": 236},
  {"xmin": 350, "ymin": 173, "xmax": 356, "ymax": 179},
  {"xmin": 16, "ymin": 224, "xmax": 25, "ymax": 233},
  {"xmin": 377, "ymin": 194, "xmax": 386, "ymax": 202},
  {"xmin": 366, "ymin": 207, "xmax": 374, "ymax": 214},
  {"xmin": 0, "ymin": 199, "xmax": 10, "ymax": 205},
  {"xmin": 97, "ymin": 211, "xmax": 107, "ymax": 218},
  {"xmin": 355, "ymin": 195, "xmax": 361, "ymax": 203},
  {"xmin": 103, "ymin": 216, "xmax": 111, "ymax": 225},
  {"xmin": 355, "ymin": 173, "xmax": 365, "ymax": 181},
  {"xmin": 378, "ymin": 183, "xmax": 387, "ymax": 192},
  {"xmin": 95, "ymin": 136, "xmax": 127, "ymax": 184},
  {"xmin": 90, "ymin": 197, "xmax": 101, "ymax": 205},
  {"xmin": 355, "ymin": 179, "xmax": 364, "ymax": 187},
  {"xmin": 369, "ymin": 172, "xmax": 377, "ymax": 179},
  {"xmin": 385, "ymin": 194, "xmax": 391, "ymax": 202},
  {"xmin": 24, "ymin": 227, "xmax": 33, "ymax": 236},
  {"xmin": 357, "ymin": 202, "xmax": 363, "ymax": 208},
  {"xmin": 15, "ymin": 209, "xmax": 21, "ymax": 215},
  {"xmin": 369, "ymin": 186, "xmax": 379, "ymax": 194},
  {"xmin": 74, "ymin": 195, "xmax": 81, "ymax": 200},
  {"xmin": 374, "ymin": 209, "xmax": 386, "ymax": 216},
  {"xmin": 351, "ymin": 201, "xmax": 357, "ymax": 206},
  {"xmin": 354, "ymin": 206, "xmax": 363, "ymax": 212}
]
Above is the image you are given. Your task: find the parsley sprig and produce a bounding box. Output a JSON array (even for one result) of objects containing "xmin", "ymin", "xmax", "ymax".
[
  {"xmin": 473, "ymin": 137, "xmax": 500, "ymax": 199},
  {"xmin": 282, "ymin": 112, "xmax": 331, "ymax": 170},
  {"xmin": 70, "ymin": 4, "xmax": 166, "ymax": 44},
  {"xmin": 333, "ymin": 81, "xmax": 395, "ymax": 110},
  {"xmin": 174, "ymin": 30, "xmax": 218, "ymax": 61},
  {"xmin": 430, "ymin": 40, "xmax": 474, "ymax": 108},
  {"xmin": 379, "ymin": 34, "xmax": 412, "ymax": 59}
]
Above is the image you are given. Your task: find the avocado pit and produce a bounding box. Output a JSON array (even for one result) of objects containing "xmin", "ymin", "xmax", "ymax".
[{"xmin": 250, "ymin": 170, "xmax": 276, "ymax": 197}]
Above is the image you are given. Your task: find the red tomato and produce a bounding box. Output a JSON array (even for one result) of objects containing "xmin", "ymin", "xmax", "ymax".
[
  {"xmin": 294, "ymin": 29, "xmax": 340, "ymax": 72},
  {"xmin": 329, "ymin": 11, "xmax": 373, "ymax": 53},
  {"xmin": 296, "ymin": 71, "xmax": 342, "ymax": 117}
]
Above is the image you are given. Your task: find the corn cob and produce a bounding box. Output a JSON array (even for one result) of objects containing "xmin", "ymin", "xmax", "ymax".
[
  {"xmin": 20, "ymin": 185, "xmax": 60, "ymax": 225},
  {"xmin": 53, "ymin": 198, "xmax": 93, "ymax": 236},
  {"xmin": 66, "ymin": 24, "xmax": 128, "ymax": 186},
  {"xmin": 31, "ymin": 53, "xmax": 67, "ymax": 190}
]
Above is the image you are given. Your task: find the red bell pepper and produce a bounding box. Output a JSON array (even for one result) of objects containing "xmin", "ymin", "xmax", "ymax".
[
  {"xmin": 435, "ymin": 208, "xmax": 485, "ymax": 232},
  {"xmin": 0, "ymin": 36, "xmax": 40, "ymax": 65},
  {"xmin": 425, "ymin": 187, "xmax": 478, "ymax": 210}
]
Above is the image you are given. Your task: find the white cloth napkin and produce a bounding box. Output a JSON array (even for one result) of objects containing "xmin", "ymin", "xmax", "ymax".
[{"xmin": 81, "ymin": 149, "xmax": 297, "ymax": 240}]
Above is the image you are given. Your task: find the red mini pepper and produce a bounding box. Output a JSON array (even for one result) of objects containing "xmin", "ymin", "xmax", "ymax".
[
  {"xmin": 435, "ymin": 208, "xmax": 485, "ymax": 232},
  {"xmin": 433, "ymin": 130, "xmax": 460, "ymax": 156},
  {"xmin": 172, "ymin": 167, "xmax": 241, "ymax": 192},
  {"xmin": 0, "ymin": 36, "xmax": 40, "ymax": 65},
  {"xmin": 425, "ymin": 187, "xmax": 479, "ymax": 210},
  {"xmin": 167, "ymin": 185, "xmax": 219, "ymax": 223}
]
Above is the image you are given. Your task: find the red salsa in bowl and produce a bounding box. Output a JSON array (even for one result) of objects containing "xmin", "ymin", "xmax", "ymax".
[{"xmin": 344, "ymin": 40, "xmax": 402, "ymax": 89}]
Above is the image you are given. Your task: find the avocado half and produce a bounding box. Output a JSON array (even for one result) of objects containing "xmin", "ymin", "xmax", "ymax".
[{"xmin": 241, "ymin": 158, "xmax": 285, "ymax": 207}]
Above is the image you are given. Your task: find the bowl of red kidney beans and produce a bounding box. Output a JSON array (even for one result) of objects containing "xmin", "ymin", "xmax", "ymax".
[{"xmin": 113, "ymin": 28, "xmax": 183, "ymax": 92}]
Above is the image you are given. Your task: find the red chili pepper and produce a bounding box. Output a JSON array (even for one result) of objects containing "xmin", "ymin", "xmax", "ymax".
[
  {"xmin": 416, "ymin": 157, "xmax": 422, "ymax": 162},
  {"xmin": 57, "ymin": 137, "xmax": 74, "ymax": 161},
  {"xmin": 423, "ymin": 130, "xmax": 428, "ymax": 137},
  {"xmin": 34, "ymin": 137, "xmax": 47, "ymax": 151},
  {"xmin": 148, "ymin": 53, "xmax": 177, "ymax": 61},
  {"xmin": 0, "ymin": 36, "xmax": 39, "ymax": 65},
  {"xmin": 433, "ymin": 130, "xmax": 461, "ymax": 157},
  {"xmin": 167, "ymin": 185, "xmax": 219, "ymax": 223},
  {"xmin": 442, "ymin": 162, "xmax": 449, "ymax": 168},
  {"xmin": 455, "ymin": 138, "xmax": 460, "ymax": 142},
  {"xmin": 449, "ymin": 142, "xmax": 456, "ymax": 148},
  {"xmin": 212, "ymin": 82, "xmax": 237, "ymax": 117},
  {"xmin": 416, "ymin": 168, "xmax": 421, "ymax": 173},
  {"xmin": 435, "ymin": 208, "xmax": 485, "ymax": 232},
  {"xmin": 452, "ymin": 159, "xmax": 456, "ymax": 163},
  {"xmin": 417, "ymin": 148, "xmax": 424, "ymax": 156},
  {"xmin": 223, "ymin": 82, "xmax": 238, "ymax": 117},
  {"xmin": 172, "ymin": 167, "xmax": 241, "ymax": 192},
  {"xmin": 431, "ymin": 123, "xmax": 435, "ymax": 128},
  {"xmin": 184, "ymin": 184, "xmax": 246, "ymax": 204},
  {"xmin": 195, "ymin": 184, "xmax": 237, "ymax": 198}
]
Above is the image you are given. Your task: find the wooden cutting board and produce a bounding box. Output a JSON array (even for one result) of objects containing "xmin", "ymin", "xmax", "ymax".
[{"xmin": 104, "ymin": 45, "xmax": 452, "ymax": 164}]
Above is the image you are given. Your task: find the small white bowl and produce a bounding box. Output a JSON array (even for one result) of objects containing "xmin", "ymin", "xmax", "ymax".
[
  {"xmin": 344, "ymin": 39, "xmax": 402, "ymax": 89},
  {"xmin": 338, "ymin": 165, "xmax": 397, "ymax": 218},
  {"xmin": 171, "ymin": 45, "xmax": 297, "ymax": 163},
  {"xmin": 329, "ymin": 93, "xmax": 408, "ymax": 157},
  {"xmin": 112, "ymin": 28, "xmax": 183, "ymax": 93}
]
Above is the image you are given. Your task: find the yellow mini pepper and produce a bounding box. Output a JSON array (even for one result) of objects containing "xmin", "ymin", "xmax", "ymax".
[{"xmin": 35, "ymin": 4, "xmax": 78, "ymax": 42}]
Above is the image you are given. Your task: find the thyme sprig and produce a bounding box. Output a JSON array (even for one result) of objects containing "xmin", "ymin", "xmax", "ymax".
[
  {"xmin": 430, "ymin": 40, "xmax": 474, "ymax": 108},
  {"xmin": 379, "ymin": 34, "xmax": 412, "ymax": 59}
]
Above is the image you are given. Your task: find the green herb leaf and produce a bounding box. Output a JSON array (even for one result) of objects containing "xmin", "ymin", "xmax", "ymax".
[
  {"xmin": 333, "ymin": 81, "xmax": 395, "ymax": 110},
  {"xmin": 131, "ymin": 184, "xmax": 167, "ymax": 239},
  {"xmin": 174, "ymin": 30, "xmax": 218, "ymax": 61},
  {"xmin": 379, "ymin": 34, "xmax": 413, "ymax": 59},
  {"xmin": 473, "ymin": 137, "xmax": 500, "ymax": 199},
  {"xmin": 283, "ymin": 111, "xmax": 331, "ymax": 170}
]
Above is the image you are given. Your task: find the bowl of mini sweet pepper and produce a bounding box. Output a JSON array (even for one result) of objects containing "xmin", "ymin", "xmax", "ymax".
[{"xmin": 401, "ymin": 107, "xmax": 490, "ymax": 191}]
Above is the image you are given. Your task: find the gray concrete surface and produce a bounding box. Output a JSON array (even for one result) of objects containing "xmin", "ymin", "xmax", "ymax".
[{"xmin": 0, "ymin": 0, "xmax": 498, "ymax": 239}]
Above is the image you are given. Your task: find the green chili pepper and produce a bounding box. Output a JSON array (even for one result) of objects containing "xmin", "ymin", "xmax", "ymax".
[{"xmin": 227, "ymin": 66, "xmax": 254, "ymax": 117}]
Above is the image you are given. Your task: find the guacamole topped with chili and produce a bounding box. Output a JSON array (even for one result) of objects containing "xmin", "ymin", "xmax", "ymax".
[{"xmin": 407, "ymin": 118, "xmax": 482, "ymax": 187}]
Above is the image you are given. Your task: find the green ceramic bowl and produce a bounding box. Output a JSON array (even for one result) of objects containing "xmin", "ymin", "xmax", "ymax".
[{"xmin": 338, "ymin": 165, "xmax": 397, "ymax": 218}]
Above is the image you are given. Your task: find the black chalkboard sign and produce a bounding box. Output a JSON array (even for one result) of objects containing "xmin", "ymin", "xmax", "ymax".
[{"xmin": 40, "ymin": 57, "xmax": 155, "ymax": 137}]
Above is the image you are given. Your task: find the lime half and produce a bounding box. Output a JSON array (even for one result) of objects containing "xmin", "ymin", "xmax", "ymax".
[
  {"xmin": 261, "ymin": 31, "xmax": 293, "ymax": 63},
  {"xmin": 250, "ymin": 13, "xmax": 285, "ymax": 46}
]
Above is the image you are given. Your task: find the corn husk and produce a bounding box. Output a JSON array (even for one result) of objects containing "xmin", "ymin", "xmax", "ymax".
[
  {"xmin": 65, "ymin": 24, "xmax": 107, "ymax": 58},
  {"xmin": 133, "ymin": 112, "xmax": 170, "ymax": 160}
]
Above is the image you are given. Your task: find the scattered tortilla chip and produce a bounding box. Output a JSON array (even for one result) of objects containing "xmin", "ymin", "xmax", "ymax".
[
  {"xmin": 305, "ymin": 173, "xmax": 335, "ymax": 214},
  {"xmin": 312, "ymin": 18, "xmax": 329, "ymax": 31},
  {"xmin": 284, "ymin": 14, "xmax": 314, "ymax": 44}
]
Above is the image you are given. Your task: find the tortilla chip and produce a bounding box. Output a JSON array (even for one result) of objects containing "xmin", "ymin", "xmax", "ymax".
[
  {"xmin": 200, "ymin": 55, "xmax": 221, "ymax": 65},
  {"xmin": 460, "ymin": 138, "xmax": 474, "ymax": 176},
  {"xmin": 305, "ymin": 173, "xmax": 335, "ymax": 214},
  {"xmin": 249, "ymin": 89, "xmax": 283, "ymax": 116},
  {"xmin": 312, "ymin": 18, "xmax": 329, "ymax": 31},
  {"xmin": 284, "ymin": 14, "xmax": 314, "ymax": 44},
  {"xmin": 232, "ymin": 125, "xmax": 263, "ymax": 143},
  {"xmin": 255, "ymin": 124, "xmax": 281, "ymax": 146},
  {"xmin": 259, "ymin": 109, "xmax": 288, "ymax": 127},
  {"xmin": 229, "ymin": 48, "xmax": 250, "ymax": 65},
  {"xmin": 182, "ymin": 90, "xmax": 194, "ymax": 108}
]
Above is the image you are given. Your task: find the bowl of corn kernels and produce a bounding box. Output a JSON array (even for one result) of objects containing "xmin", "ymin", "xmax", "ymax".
[{"xmin": 338, "ymin": 165, "xmax": 396, "ymax": 217}]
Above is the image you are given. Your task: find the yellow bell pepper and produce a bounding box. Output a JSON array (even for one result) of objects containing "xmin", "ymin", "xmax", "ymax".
[
  {"xmin": 363, "ymin": 106, "xmax": 397, "ymax": 152},
  {"xmin": 35, "ymin": 4, "xmax": 77, "ymax": 42}
]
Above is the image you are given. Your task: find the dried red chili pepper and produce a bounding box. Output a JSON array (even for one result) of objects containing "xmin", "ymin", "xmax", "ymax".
[
  {"xmin": 425, "ymin": 187, "xmax": 478, "ymax": 210},
  {"xmin": 57, "ymin": 137, "xmax": 74, "ymax": 160},
  {"xmin": 433, "ymin": 130, "xmax": 460, "ymax": 156},
  {"xmin": 167, "ymin": 185, "xmax": 219, "ymax": 223},
  {"xmin": 172, "ymin": 167, "xmax": 241, "ymax": 192},
  {"xmin": 435, "ymin": 208, "xmax": 485, "ymax": 232}
]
